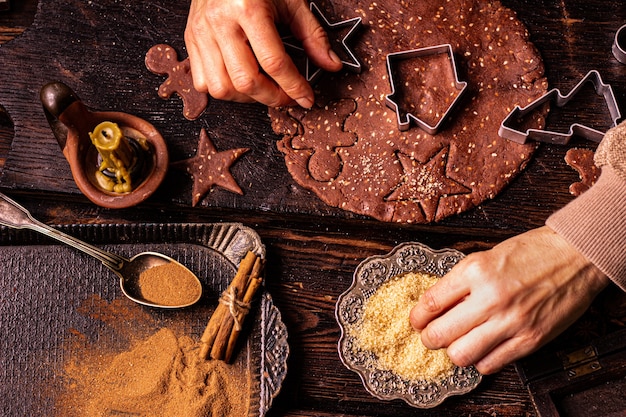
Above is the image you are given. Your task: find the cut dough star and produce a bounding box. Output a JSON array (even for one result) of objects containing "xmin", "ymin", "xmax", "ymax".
[
  {"xmin": 386, "ymin": 147, "xmax": 469, "ymax": 221},
  {"xmin": 172, "ymin": 128, "xmax": 249, "ymax": 206}
]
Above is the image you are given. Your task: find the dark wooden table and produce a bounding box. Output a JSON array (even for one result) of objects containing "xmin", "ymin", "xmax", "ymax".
[{"xmin": 0, "ymin": 1, "xmax": 625, "ymax": 416}]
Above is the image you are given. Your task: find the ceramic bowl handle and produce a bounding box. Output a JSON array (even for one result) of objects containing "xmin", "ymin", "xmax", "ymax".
[{"xmin": 40, "ymin": 81, "xmax": 84, "ymax": 149}]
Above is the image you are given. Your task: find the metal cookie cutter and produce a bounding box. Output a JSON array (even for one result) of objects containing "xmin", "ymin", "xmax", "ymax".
[
  {"xmin": 499, "ymin": 70, "xmax": 622, "ymax": 144},
  {"xmin": 283, "ymin": 2, "xmax": 362, "ymax": 83},
  {"xmin": 613, "ymin": 24, "xmax": 626, "ymax": 64},
  {"xmin": 385, "ymin": 44, "xmax": 468, "ymax": 134}
]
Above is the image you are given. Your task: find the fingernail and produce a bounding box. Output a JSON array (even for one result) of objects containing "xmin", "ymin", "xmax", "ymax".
[
  {"xmin": 329, "ymin": 49, "xmax": 342, "ymax": 66},
  {"xmin": 295, "ymin": 96, "xmax": 314, "ymax": 109}
]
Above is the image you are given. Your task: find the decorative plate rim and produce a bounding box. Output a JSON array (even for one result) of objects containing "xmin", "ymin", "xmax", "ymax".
[{"xmin": 335, "ymin": 241, "xmax": 482, "ymax": 408}]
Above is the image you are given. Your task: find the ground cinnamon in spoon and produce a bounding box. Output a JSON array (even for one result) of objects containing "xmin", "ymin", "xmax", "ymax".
[{"xmin": 138, "ymin": 262, "xmax": 201, "ymax": 306}]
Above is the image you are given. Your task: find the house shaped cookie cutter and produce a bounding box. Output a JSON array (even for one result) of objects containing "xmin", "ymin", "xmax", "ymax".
[
  {"xmin": 499, "ymin": 70, "xmax": 622, "ymax": 144},
  {"xmin": 385, "ymin": 44, "xmax": 468, "ymax": 134},
  {"xmin": 283, "ymin": 2, "xmax": 362, "ymax": 84}
]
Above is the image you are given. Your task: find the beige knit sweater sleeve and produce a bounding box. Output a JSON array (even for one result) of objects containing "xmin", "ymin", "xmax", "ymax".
[{"xmin": 546, "ymin": 120, "xmax": 626, "ymax": 291}]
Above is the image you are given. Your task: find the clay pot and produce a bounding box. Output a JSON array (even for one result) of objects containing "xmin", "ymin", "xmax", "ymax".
[{"xmin": 40, "ymin": 82, "xmax": 168, "ymax": 208}]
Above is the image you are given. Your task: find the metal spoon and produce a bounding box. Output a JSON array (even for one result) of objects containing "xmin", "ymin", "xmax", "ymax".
[{"xmin": 0, "ymin": 192, "xmax": 202, "ymax": 308}]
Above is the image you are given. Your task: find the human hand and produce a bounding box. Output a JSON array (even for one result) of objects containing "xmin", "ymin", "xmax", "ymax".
[
  {"xmin": 409, "ymin": 226, "xmax": 610, "ymax": 374},
  {"xmin": 184, "ymin": 0, "xmax": 343, "ymax": 108}
]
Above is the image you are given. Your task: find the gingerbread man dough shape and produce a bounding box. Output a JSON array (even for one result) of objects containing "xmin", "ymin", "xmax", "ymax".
[{"xmin": 145, "ymin": 44, "xmax": 209, "ymax": 120}]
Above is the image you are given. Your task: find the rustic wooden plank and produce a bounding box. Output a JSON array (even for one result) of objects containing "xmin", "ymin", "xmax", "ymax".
[
  {"xmin": 0, "ymin": 0, "xmax": 623, "ymax": 233},
  {"xmin": 1, "ymin": 1, "xmax": 626, "ymax": 416},
  {"xmin": 0, "ymin": 0, "xmax": 37, "ymax": 27},
  {"xmin": 260, "ymin": 229, "xmax": 534, "ymax": 417}
]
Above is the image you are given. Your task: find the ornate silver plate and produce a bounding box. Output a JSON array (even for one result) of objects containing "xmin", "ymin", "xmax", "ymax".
[
  {"xmin": 335, "ymin": 242, "xmax": 481, "ymax": 408},
  {"xmin": 0, "ymin": 222, "xmax": 288, "ymax": 417}
]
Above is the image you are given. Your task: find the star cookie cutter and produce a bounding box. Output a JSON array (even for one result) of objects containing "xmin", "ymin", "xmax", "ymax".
[
  {"xmin": 499, "ymin": 70, "xmax": 622, "ymax": 144},
  {"xmin": 384, "ymin": 44, "xmax": 468, "ymax": 134},
  {"xmin": 613, "ymin": 24, "xmax": 626, "ymax": 64},
  {"xmin": 283, "ymin": 2, "xmax": 362, "ymax": 83}
]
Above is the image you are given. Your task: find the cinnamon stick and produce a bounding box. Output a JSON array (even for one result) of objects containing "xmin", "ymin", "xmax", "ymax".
[
  {"xmin": 210, "ymin": 311, "xmax": 236, "ymax": 360},
  {"xmin": 198, "ymin": 305, "xmax": 225, "ymax": 359},
  {"xmin": 198, "ymin": 251, "xmax": 258, "ymax": 359},
  {"xmin": 224, "ymin": 276, "xmax": 263, "ymax": 362},
  {"xmin": 210, "ymin": 256, "xmax": 264, "ymax": 360}
]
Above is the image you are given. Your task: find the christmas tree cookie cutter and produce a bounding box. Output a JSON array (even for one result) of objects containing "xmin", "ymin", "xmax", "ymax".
[{"xmin": 498, "ymin": 70, "xmax": 622, "ymax": 144}]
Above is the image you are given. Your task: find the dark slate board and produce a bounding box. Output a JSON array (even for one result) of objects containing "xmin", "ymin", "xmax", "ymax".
[{"xmin": 0, "ymin": 222, "xmax": 287, "ymax": 417}]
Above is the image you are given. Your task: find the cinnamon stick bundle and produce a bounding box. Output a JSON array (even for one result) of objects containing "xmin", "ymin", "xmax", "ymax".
[{"xmin": 199, "ymin": 251, "xmax": 264, "ymax": 362}]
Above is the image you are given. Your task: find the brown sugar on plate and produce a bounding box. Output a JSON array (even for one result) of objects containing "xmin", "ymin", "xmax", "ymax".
[
  {"xmin": 349, "ymin": 271, "xmax": 455, "ymax": 382},
  {"xmin": 171, "ymin": 128, "xmax": 249, "ymax": 206},
  {"xmin": 271, "ymin": 0, "xmax": 548, "ymax": 223}
]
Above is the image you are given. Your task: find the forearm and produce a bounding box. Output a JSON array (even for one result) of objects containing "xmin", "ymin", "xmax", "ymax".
[{"xmin": 546, "ymin": 121, "xmax": 626, "ymax": 291}]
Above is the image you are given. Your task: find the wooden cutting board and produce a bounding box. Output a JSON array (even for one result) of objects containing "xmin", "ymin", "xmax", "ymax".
[
  {"xmin": 0, "ymin": 0, "xmax": 624, "ymax": 232},
  {"xmin": 0, "ymin": 0, "xmax": 334, "ymax": 214}
]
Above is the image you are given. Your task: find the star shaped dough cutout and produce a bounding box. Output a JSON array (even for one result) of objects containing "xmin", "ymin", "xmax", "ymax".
[
  {"xmin": 386, "ymin": 147, "xmax": 470, "ymax": 221},
  {"xmin": 171, "ymin": 129, "xmax": 249, "ymax": 206}
]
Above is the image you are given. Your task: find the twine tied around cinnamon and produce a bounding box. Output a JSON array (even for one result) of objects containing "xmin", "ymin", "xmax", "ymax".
[
  {"xmin": 218, "ymin": 286, "xmax": 250, "ymax": 331},
  {"xmin": 199, "ymin": 251, "xmax": 264, "ymax": 362}
]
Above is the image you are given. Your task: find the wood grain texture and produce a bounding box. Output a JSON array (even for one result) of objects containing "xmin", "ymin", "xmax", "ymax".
[
  {"xmin": 0, "ymin": 0, "xmax": 625, "ymax": 416},
  {"xmin": 0, "ymin": 0, "xmax": 623, "ymax": 233}
]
